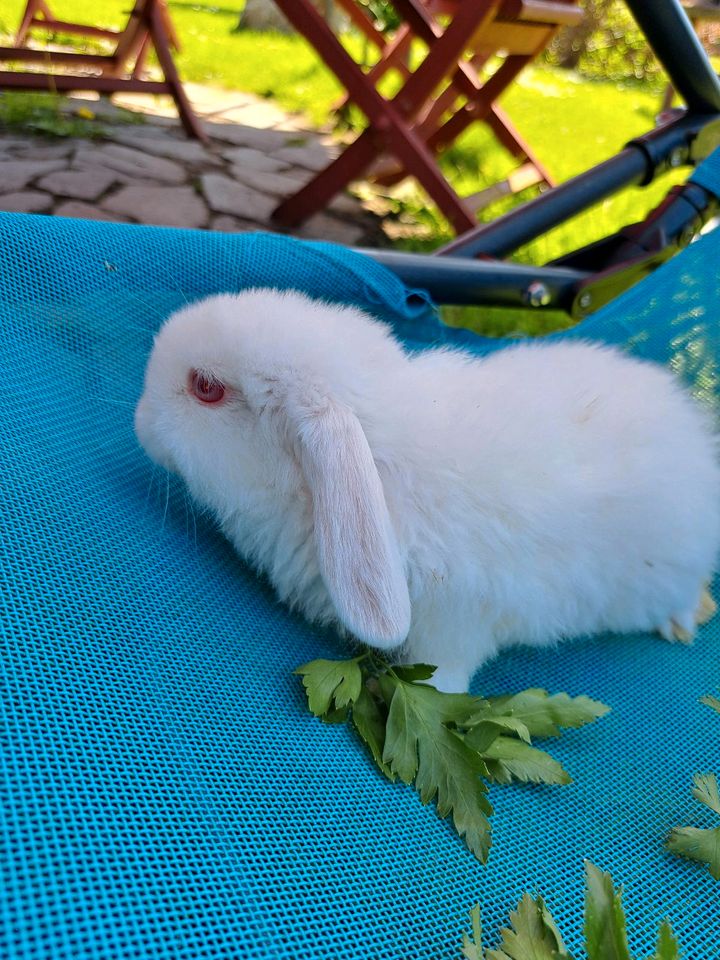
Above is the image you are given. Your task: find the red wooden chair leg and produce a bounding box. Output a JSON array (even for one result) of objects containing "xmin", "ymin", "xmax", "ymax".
[
  {"xmin": 427, "ymin": 55, "xmax": 529, "ymax": 154},
  {"xmin": 333, "ymin": 0, "xmax": 388, "ymax": 50},
  {"xmin": 364, "ymin": 2, "xmax": 519, "ymax": 177},
  {"xmin": 108, "ymin": 2, "xmax": 150, "ymax": 77},
  {"xmin": 383, "ymin": 119, "xmax": 478, "ymax": 234},
  {"xmin": 147, "ymin": 0, "xmax": 207, "ymax": 142},
  {"xmin": 14, "ymin": 0, "xmax": 50, "ymax": 46},
  {"xmin": 486, "ymin": 104, "xmax": 555, "ymax": 187},
  {"xmin": 5, "ymin": 0, "xmax": 199, "ymax": 142},
  {"xmin": 159, "ymin": 0, "xmax": 181, "ymax": 51},
  {"xmin": 273, "ymin": 129, "xmax": 380, "ymax": 225},
  {"xmin": 386, "ymin": 0, "xmax": 558, "ymax": 198},
  {"xmin": 365, "ymin": 27, "xmax": 413, "ymax": 86},
  {"xmin": 131, "ymin": 32, "xmax": 152, "ymax": 79},
  {"xmin": 274, "ymin": 0, "xmax": 499, "ymax": 227},
  {"xmin": 335, "ymin": 28, "xmax": 413, "ymax": 113},
  {"xmin": 273, "ymin": 118, "xmax": 477, "ymax": 235},
  {"xmin": 660, "ymin": 83, "xmax": 675, "ymax": 113}
]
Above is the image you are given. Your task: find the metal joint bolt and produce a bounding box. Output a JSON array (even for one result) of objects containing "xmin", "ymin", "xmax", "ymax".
[
  {"xmin": 523, "ymin": 281, "xmax": 551, "ymax": 308},
  {"xmin": 578, "ymin": 291, "xmax": 593, "ymax": 310},
  {"xmin": 669, "ymin": 147, "xmax": 685, "ymax": 168}
]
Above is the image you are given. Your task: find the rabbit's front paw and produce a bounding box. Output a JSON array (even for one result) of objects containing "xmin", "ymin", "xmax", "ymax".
[
  {"xmin": 657, "ymin": 586, "xmax": 716, "ymax": 644},
  {"xmin": 697, "ymin": 586, "xmax": 717, "ymax": 625}
]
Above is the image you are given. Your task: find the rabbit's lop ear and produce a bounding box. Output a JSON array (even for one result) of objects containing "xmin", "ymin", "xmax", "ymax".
[{"xmin": 291, "ymin": 392, "xmax": 411, "ymax": 650}]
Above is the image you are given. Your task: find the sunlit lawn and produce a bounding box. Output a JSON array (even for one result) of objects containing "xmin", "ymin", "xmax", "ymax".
[{"xmin": 0, "ymin": 1, "xmax": 700, "ymax": 334}]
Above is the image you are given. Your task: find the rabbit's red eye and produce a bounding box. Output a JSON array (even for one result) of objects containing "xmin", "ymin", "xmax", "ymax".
[{"xmin": 189, "ymin": 369, "xmax": 225, "ymax": 404}]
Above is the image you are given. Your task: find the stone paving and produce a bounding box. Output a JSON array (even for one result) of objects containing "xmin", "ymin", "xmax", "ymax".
[{"xmin": 0, "ymin": 82, "xmax": 386, "ymax": 246}]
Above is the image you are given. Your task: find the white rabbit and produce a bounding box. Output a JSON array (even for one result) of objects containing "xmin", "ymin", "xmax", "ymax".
[{"xmin": 134, "ymin": 288, "xmax": 720, "ymax": 692}]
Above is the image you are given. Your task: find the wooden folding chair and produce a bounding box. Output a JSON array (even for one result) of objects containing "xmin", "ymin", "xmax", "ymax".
[
  {"xmin": 272, "ymin": 0, "xmax": 582, "ymax": 234},
  {"xmin": 1, "ymin": 0, "xmax": 206, "ymax": 140}
]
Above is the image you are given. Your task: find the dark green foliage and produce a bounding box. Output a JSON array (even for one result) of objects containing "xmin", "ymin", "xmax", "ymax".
[
  {"xmin": 667, "ymin": 694, "xmax": 720, "ymax": 879},
  {"xmin": 546, "ymin": 0, "xmax": 663, "ymax": 87},
  {"xmin": 462, "ymin": 862, "xmax": 681, "ymax": 960},
  {"xmin": 296, "ymin": 652, "xmax": 608, "ymax": 861}
]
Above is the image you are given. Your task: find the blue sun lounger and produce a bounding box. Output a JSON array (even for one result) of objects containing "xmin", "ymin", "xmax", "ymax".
[{"xmin": 4, "ymin": 2, "xmax": 720, "ymax": 956}]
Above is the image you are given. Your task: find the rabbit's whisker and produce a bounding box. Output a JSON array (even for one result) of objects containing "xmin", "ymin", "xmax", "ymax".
[
  {"xmin": 172, "ymin": 284, "xmax": 191, "ymax": 307},
  {"xmin": 160, "ymin": 470, "xmax": 171, "ymax": 533},
  {"xmin": 124, "ymin": 287, "xmax": 192, "ymax": 316},
  {"xmin": 184, "ymin": 489, "xmax": 199, "ymax": 552},
  {"xmin": 141, "ymin": 465, "xmax": 162, "ymax": 517}
]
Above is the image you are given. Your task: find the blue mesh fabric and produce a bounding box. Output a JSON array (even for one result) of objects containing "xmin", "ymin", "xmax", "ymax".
[
  {"xmin": 2, "ymin": 209, "xmax": 720, "ymax": 959},
  {"xmin": 690, "ymin": 147, "xmax": 720, "ymax": 197}
]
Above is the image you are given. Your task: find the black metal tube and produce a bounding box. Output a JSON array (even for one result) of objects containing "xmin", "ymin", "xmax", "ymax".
[
  {"xmin": 357, "ymin": 249, "xmax": 587, "ymax": 309},
  {"xmin": 437, "ymin": 112, "xmax": 715, "ymax": 260},
  {"xmin": 438, "ymin": 147, "xmax": 647, "ymax": 259},
  {"xmin": 624, "ymin": 0, "xmax": 720, "ymax": 113}
]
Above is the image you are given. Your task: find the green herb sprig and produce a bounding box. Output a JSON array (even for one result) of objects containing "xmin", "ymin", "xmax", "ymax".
[
  {"xmin": 667, "ymin": 691, "xmax": 720, "ymax": 878},
  {"xmin": 295, "ymin": 651, "xmax": 609, "ymax": 862},
  {"xmin": 462, "ymin": 861, "xmax": 680, "ymax": 960}
]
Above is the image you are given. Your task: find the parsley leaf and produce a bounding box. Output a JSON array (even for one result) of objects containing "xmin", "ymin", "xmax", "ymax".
[
  {"xmin": 462, "ymin": 716, "xmax": 532, "ymax": 753},
  {"xmin": 667, "ymin": 773, "xmax": 720, "ymax": 879},
  {"xmin": 487, "ymin": 689, "xmax": 610, "ymax": 739},
  {"xmin": 295, "ymin": 652, "xmax": 608, "ymax": 862},
  {"xmin": 479, "ymin": 736, "xmax": 572, "ymax": 786},
  {"xmin": 294, "ymin": 657, "xmax": 363, "ymax": 716},
  {"xmin": 699, "ymin": 692, "xmax": 720, "ymax": 715},
  {"xmin": 392, "ymin": 663, "xmax": 437, "ymax": 682},
  {"xmin": 584, "ymin": 861, "xmax": 632, "ymax": 960},
  {"xmin": 690, "ymin": 770, "xmax": 720, "ymax": 815},
  {"xmin": 486, "ymin": 892, "xmax": 572, "ymax": 960},
  {"xmin": 654, "ymin": 921, "xmax": 681, "ymax": 960},
  {"xmin": 461, "ymin": 905, "xmax": 484, "ymax": 960},
  {"xmin": 463, "ymin": 862, "xmax": 680, "ymax": 960},
  {"xmin": 350, "ymin": 685, "xmax": 391, "ymax": 776},
  {"xmin": 383, "ymin": 679, "xmax": 493, "ymax": 861},
  {"xmin": 667, "ymin": 825, "xmax": 720, "ymax": 878},
  {"xmin": 668, "ymin": 693, "xmax": 720, "ymax": 879}
]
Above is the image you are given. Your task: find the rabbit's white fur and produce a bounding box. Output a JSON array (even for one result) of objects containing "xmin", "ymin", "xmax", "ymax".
[{"xmin": 135, "ymin": 288, "xmax": 720, "ymax": 692}]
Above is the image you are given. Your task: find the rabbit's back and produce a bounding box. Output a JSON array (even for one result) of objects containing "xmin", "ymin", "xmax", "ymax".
[
  {"xmin": 381, "ymin": 341, "xmax": 720, "ymax": 681},
  {"xmin": 400, "ymin": 340, "xmax": 719, "ymax": 526}
]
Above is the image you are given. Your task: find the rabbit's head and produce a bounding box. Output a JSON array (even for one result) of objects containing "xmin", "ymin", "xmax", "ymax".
[{"xmin": 134, "ymin": 288, "xmax": 411, "ymax": 649}]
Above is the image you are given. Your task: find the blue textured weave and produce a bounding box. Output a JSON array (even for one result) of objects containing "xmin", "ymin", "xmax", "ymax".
[
  {"xmin": 690, "ymin": 144, "xmax": 720, "ymax": 197},
  {"xmin": 2, "ymin": 210, "xmax": 720, "ymax": 960}
]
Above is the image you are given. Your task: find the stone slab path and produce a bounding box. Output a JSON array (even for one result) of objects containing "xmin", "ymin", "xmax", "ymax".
[{"xmin": 0, "ymin": 82, "xmax": 386, "ymax": 246}]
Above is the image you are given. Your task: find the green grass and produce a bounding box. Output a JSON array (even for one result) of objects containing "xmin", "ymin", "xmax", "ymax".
[
  {"xmin": 0, "ymin": 1, "xmax": 702, "ymax": 335},
  {"xmin": 0, "ymin": 87, "xmax": 146, "ymax": 137}
]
